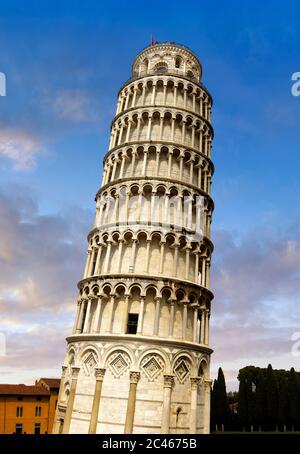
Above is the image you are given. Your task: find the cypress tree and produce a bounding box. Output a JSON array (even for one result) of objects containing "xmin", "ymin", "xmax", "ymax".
[
  {"xmin": 288, "ymin": 367, "xmax": 300, "ymax": 430},
  {"xmin": 215, "ymin": 367, "xmax": 228, "ymax": 431},
  {"xmin": 266, "ymin": 364, "xmax": 278, "ymax": 430},
  {"xmin": 211, "ymin": 379, "xmax": 218, "ymax": 432},
  {"xmin": 278, "ymin": 378, "xmax": 289, "ymax": 432},
  {"xmin": 253, "ymin": 369, "xmax": 265, "ymax": 431}
]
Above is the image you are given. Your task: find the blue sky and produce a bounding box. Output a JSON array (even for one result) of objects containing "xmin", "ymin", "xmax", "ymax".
[{"xmin": 1, "ymin": 1, "xmax": 300, "ymax": 389}]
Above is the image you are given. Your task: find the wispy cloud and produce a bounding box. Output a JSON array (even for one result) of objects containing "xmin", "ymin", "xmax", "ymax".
[
  {"xmin": 47, "ymin": 89, "xmax": 100, "ymax": 123},
  {"xmin": 0, "ymin": 127, "xmax": 43, "ymax": 171}
]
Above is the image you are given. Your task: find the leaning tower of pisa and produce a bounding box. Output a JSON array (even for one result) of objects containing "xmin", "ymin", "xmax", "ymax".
[{"xmin": 54, "ymin": 42, "xmax": 214, "ymax": 434}]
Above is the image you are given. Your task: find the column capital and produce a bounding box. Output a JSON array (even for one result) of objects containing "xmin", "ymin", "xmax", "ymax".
[
  {"xmin": 190, "ymin": 376, "xmax": 201, "ymax": 390},
  {"xmin": 95, "ymin": 368, "xmax": 106, "ymax": 381},
  {"xmin": 129, "ymin": 371, "xmax": 140, "ymax": 384},
  {"xmin": 168, "ymin": 298, "xmax": 176, "ymax": 306},
  {"xmin": 204, "ymin": 379, "xmax": 212, "ymax": 389},
  {"xmin": 71, "ymin": 366, "xmax": 81, "ymax": 379},
  {"xmin": 163, "ymin": 375, "xmax": 175, "ymax": 388}
]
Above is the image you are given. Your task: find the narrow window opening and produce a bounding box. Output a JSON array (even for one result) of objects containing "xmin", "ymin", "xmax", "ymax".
[{"xmin": 126, "ymin": 313, "xmax": 138, "ymax": 334}]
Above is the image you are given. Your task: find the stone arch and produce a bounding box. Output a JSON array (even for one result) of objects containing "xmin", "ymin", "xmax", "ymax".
[
  {"xmin": 103, "ymin": 345, "xmax": 135, "ymax": 372},
  {"xmin": 138, "ymin": 348, "xmax": 170, "ymax": 378}
]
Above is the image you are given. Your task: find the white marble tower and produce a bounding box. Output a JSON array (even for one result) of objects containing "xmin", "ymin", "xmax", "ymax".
[{"xmin": 54, "ymin": 42, "xmax": 214, "ymax": 434}]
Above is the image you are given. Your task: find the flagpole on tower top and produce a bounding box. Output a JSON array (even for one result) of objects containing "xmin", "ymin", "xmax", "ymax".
[{"xmin": 150, "ymin": 34, "xmax": 154, "ymax": 46}]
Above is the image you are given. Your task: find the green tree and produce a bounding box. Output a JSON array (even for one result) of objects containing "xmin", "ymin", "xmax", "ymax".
[
  {"xmin": 246, "ymin": 376, "xmax": 254, "ymax": 431},
  {"xmin": 215, "ymin": 368, "xmax": 228, "ymax": 431},
  {"xmin": 288, "ymin": 367, "xmax": 300, "ymax": 430},
  {"xmin": 210, "ymin": 379, "xmax": 217, "ymax": 432},
  {"xmin": 278, "ymin": 378, "xmax": 289, "ymax": 431},
  {"xmin": 238, "ymin": 373, "xmax": 248, "ymax": 431},
  {"xmin": 266, "ymin": 364, "xmax": 278, "ymax": 430},
  {"xmin": 253, "ymin": 369, "xmax": 266, "ymax": 431}
]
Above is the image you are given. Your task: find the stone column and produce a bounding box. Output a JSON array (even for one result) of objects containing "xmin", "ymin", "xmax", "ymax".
[
  {"xmin": 62, "ymin": 366, "xmax": 80, "ymax": 434},
  {"xmin": 94, "ymin": 245, "xmax": 102, "ymax": 275},
  {"xmin": 153, "ymin": 297, "xmax": 161, "ymax": 335},
  {"xmin": 200, "ymin": 307, "xmax": 205, "ymax": 344},
  {"xmin": 205, "ymin": 310, "xmax": 210, "ymax": 345},
  {"xmin": 103, "ymin": 240, "xmax": 112, "ymax": 274},
  {"xmin": 201, "ymin": 258, "xmax": 206, "ymax": 286},
  {"xmin": 194, "ymin": 252, "xmax": 200, "ymax": 283},
  {"xmin": 183, "ymin": 88, "xmax": 187, "ymax": 109},
  {"xmin": 145, "ymin": 239, "xmax": 151, "ymax": 273},
  {"xmin": 182, "ymin": 301, "xmax": 188, "ymax": 340},
  {"xmin": 192, "ymin": 125, "xmax": 195, "ymax": 148},
  {"xmin": 111, "ymin": 157, "xmax": 118, "ymax": 180},
  {"xmin": 147, "ymin": 115, "xmax": 152, "ymax": 140},
  {"xmin": 124, "ymin": 372, "xmax": 140, "ymax": 434},
  {"xmin": 192, "ymin": 305, "xmax": 199, "ymax": 343},
  {"xmin": 129, "ymin": 238, "xmax": 137, "ymax": 273},
  {"xmin": 185, "ymin": 247, "xmax": 190, "ymax": 280},
  {"xmin": 72, "ymin": 300, "xmax": 81, "ymax": 334},
  {"xmin": 132, "ymin": 88, "xmax": 137, "ymax": 107},
  {"xmin": 83, "ymin": 248, "xmax": 92, "ymax": 278},
  {"xmin": 173, "ymin": 243, "xmax": 179, "ymax": 277},
  {"xmin": 190, "ymin": 377, "xmax": 200, "ymax": 433},
  {"xmin": 161, "ymin": 375, "xmax": 174, "ymax": 434},
  {"xmin": 122, "ymin": 294, "xmax": 130, "ymax": 333},
  {"xmin": 159, "ymin": 241, "xmax": 165, "ymax": 274},
  {"xmin": 76, "ymin": 298, "xmax": 85, "ymax": 333},
  {"xmin": 173, "ymin": 85, "xmax": 177, "ymax": 107},
  {"xmin": 88, "ymin": 247, "xmax": 96, "ymax": 276},
  {"xmin": 171, "ymin": 117, "xmax": 175, "ymax": 142},
  {"xmin": 88, "ymin": 368, "xmax": 106, "ymax": 434},
  {"xmin": 93, "ymin": 296, "xmax": 103, "ymax": 333},
  {"xmin": 163, "ymin": 83, "xmax": 167, "ymax": 104},
  {"xmin": 203, "ymin": 379, "xmax": 212, "ymax": 434},
  {"xmin": 168, "ymin": 151, "xmax": 173, "ymax": 177},
  {"xmin": 168, "ymin": 300, "xmax": 175, "ymax": 337},
  {"xmin": 137, "ymin": 296, "xmax": 145, "ymax": 334},
  {"xmin": 117, "ymin": 239, "xmax": 124, "ymax": 273},
  {"xmin": 151, "ymin": 83, "xmax": 156, "ymax": 104},
  {"xmin": 106, "ymin": 294, "xmax": 115, "ymax": 333},
  {"xmin": 119, "ymin": 153, "xmax": 126, "ymax": 177},
  {"xmin": 53, "ymin": 366, "xmax": 68, "ymax": 433},
  {"xmin": 179, "ymin": 153, "xmax": 184, "ymax": 179},
  {"xmin": 189, "ymin": 159, "xmax": 194, "ymax": 184},
  {"xmin": 131, "ymin": 150, "xmax": 137, "ymax": 175},
  {"xmin": 182, "ymin": 120, "xmax": 186, "ymax": 144},
  {"xmin": 142, "ymin": 150, "xmax": 148, "ymax": 176},
  {"xmin": 83, "ymin": 297, "xmax": 92, "ymax": 333},
  {"xmin": 124, "ymin": 92, "xmax": 130, "ymax": 110},
  {"xmin": 159, "ymin": 115, "xmax": 164, "ymax": 140}
]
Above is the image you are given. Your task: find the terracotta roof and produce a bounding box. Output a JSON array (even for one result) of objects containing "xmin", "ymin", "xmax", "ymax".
[
  {"xmin": 0, "ymin": 384, "xmax": 49, "ymax": 396},
  {"xmin": 38, "ymin": 378, "xmax": 61, "ymax": 389}
]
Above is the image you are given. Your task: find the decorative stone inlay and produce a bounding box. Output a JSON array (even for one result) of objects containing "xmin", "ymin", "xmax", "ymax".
[
  {"xmin": 108, "ymin": 351, "xmax": 130, "ymax": 378},
  {"xmin": 141, "ymin": 354, "xmax": 164, "ymax": 382},
  {"xmin": 174, "ymin": 358, "xmax": 191, "ymax": 383},
  {"xmin": 83, "ymin": 351, "xmax": 97, "ymax": 376}
]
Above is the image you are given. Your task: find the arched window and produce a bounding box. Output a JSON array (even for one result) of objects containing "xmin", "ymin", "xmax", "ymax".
[
  {"xmin": 175, "ymin": 57, "xmax": 181, "ymax": 69},
  {"xmin": 155, "ymin": 62, "xmax": 168, "ymax": 75},
  {"xmin": 186, "ymin": 70, "xmax": 195, "ymax": 79}
]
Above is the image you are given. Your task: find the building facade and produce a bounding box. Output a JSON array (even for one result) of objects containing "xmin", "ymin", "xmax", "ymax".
[
  {"xmin": 0, "ymin": 378, "xmax": 59, "ymax": 434},
  {"xmin": 54, "ymin": 42, "xmax": 214, "ymax": 434}
]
